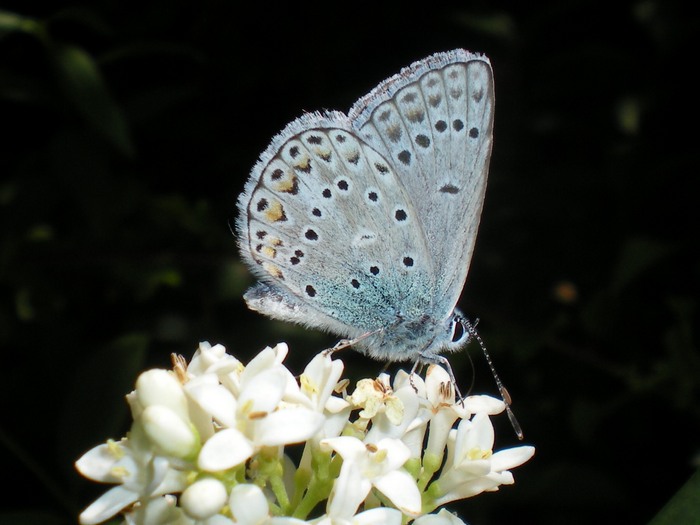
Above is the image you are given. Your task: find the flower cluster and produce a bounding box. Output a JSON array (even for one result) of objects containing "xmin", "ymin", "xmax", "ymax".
[{"xmin": 76, "ymin": 342, "xmax": 535, "ymax": 524}]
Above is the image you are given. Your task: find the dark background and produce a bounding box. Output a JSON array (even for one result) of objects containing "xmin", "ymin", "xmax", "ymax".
[{"xmin": 1, "ymin": 1, "xmax": 698, "ymax": 524}]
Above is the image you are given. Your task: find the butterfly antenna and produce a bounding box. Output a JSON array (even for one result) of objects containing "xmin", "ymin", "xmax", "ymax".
[{"xmin": 466, "ymin": 319, "xmax": 524, "ymax": 440}]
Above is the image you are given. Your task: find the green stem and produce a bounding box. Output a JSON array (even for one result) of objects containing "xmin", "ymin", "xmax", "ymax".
[{"xmin": 269, "ymin": 474, "xmax": 290, "ymax": 512}]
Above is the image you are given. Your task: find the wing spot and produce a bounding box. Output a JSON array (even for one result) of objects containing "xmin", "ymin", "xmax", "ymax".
[
  {"xmin": 261, "ymin": 246, "xmax": 277, "ymax": 258},
  {"xmin": 307, "ymin": 135, "xmax": 323, "ymax": 144},
  {"xmin": 264, "ymin": 200, "xmax": 287, "ymax": 222},
  {"xmin": 403, "ymin": 256, "xmax": 414, "ymax": 267},
  {"xmin": 346, "ymin": 151, "xmax": 361, "ymax": 164},
  {"xmin": 335, "ymin": 134, "xmax": 346, "ymax": 143},
  {"xmin": 435, "ymin": 120, "xmax": 447, "ymax": 132},
  {"xmin": 271, "ymin": 173, "xmax": 298, "ymax": 194},
  {"xmin": 472, "ymin": 88, "xmax": 484, "ymax": 102},
  {"xmin": 415, "ymin": 134, "xmax": 430, "ymax": 148},
  {"xmin": 322, "ymin": 188, "xmax": 332, "ymax": 199},
  {"xmin": 374, "ymin": 163, "xmax": 389, "ymax": 174},
  {"xmin": 305, "ymin": 229, "xmax": 319, "ymax": 241},
  {"xmin": 255, "ymin": 230, "xmax": 267, "ymax": 239},
  {"xmin": 428, "ymin": 94, "xmax": 442, "ymax": 107},
  {"xmin": 453, "ymin": 119, "xmax": 464, "ymax": 132},
  {"xmin": 305, "ymin": 285, "xmax": 316, "ymax": 297},
  {"xmin": 337, "ymin": 179, "xmax": 349, "ymax": 191},
  {"xmin": 367, "ymin": 191, "xmax": 378, "ymax": 202},
  {"xmin": 439, "ymin": 184, "xmax": 460, "ymax": 194},
  {"xmin": 263, "ymin": 262, "xmax": 283, "ymax": 279},
  {"xmin": 369, "ymin": 265, "xmax": 380, "ymax": 276},
  {"xmin": 351, "ymin": 279, "xmax": 360, "ymax": 289},
  {"xmin": 256, "ymin": 198, "xmax": 268, "ymax": 212},
  {"xmin": 395, "ymin": 209, "xmax": 407, "ymax": 222},
  {"xmin": 294, "ymin": 157, "xmax": 312, "ymax": 173},
  {"xmin": 450, "ymin": 88, "xmax": 463, "ymax": 99},
  {"xmin": 387, "ymin": 125, "xmax": 402, "ymax": 143},
  {"xmin": 405, "ymin": 109, "xmax": 425, "ymax": 123},
  {"xmin": 397, "ymin": 150, "xmax": 411, "ymax": 165},
  {"xmin": 469, "ymin": 127, "xmax": 479, "ymax": 138},
  {"xmin": 312, "ymin": 207, "xmax": 322, "ymax": 217}
]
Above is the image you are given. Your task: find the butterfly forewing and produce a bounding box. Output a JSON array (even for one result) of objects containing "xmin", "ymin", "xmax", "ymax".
[{"xmin": 350, "ymin": 51, "xmax": 494, "ymax": 315}]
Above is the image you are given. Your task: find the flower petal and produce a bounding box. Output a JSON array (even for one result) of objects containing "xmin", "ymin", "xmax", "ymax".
[
  {"xmin": 238, "ymin": 367, "xmax": 287, "ymax": 414},
  {"xmin": 414, "ymin": 508, "xmax": 468, "ymax": 525},
  {"xmin": 136, "ymin": 369, "xmax": 188, "ymax": 420},
  {"xmin": 75, "ymin": 441, "xmax": 126, "ymax": 483},
  {"xmin": 373, "ymin": 469, "xmax": 422, "ymax": 517},
  {"xmin": 141, "ymin": 406, "xmax": 198, "ymax": 458},
  {"xmin": 186, "ymin": 381, "xmax": 237, "ymax": 428},
  {"xmin": 327, "ymin": 461, "xmax": 371, "ymax": 519},
  {"xmin": 79, "ymin": 485, "xmax": 138, "ymax": 525},
  {"xmin": 490, "ymin": 446, "xmax": 536, "ymax": 472},
  {"xmin": 229, "ymin": 484, "xmax": 270, "ymax": 524},
  {"xmin": 255, "ymin": 407, "xmax": 324, "ymax": 446},
  {"xmin": 198, "ymin": 428, "xmax": 253, "ymax": 471},
  {"xmin": 320, "ymin": 435, "xmax": 366, "ymax": 461},
  {"xmin": 352, "ymin": 507, "xmax": 403, "ymax": 525}
]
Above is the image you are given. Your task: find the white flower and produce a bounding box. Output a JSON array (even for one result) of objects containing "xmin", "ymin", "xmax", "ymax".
[
  {"xmin": 362, "ymin": 379, "xmax": 420, "ymax": 445},
  {"xmin": 76, "ymin": 342, "xmax": 536, "ymax": 525},
  {"xmin": 348, "ymin": 375, "xmax": 403, "ymax": 424},
  {"xmin": 75, "ymin": 437, "xmax": 187, "ymax": 525},
  {"xmin": 321, "ymin": 436, "xmax": 422, "ymax": 518},
  {"xmin": 299, "ymin": 351, "xmax": 346, "ymax": 414},
  {"xmin": 422, "ymin": 366, "xmax": 463, "ymax": 460},
  {"xmin": 196, "ymin": 366, "xmax": 324, "ymax": 472},
  {"xmin": 187, "ymin": 341, "xmax": 243, "ymax": 379},
  {"xmin": 432, "ymin": 411, "xmax": 535, "ymax": 505}
]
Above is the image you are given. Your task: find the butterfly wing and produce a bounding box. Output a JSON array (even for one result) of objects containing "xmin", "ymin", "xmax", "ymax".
[
  {"xmin": 236, "ymin": 111, "xmax": 435, "ymax": 339},
  {"xmin": 349, "ymin": 50, "xmax": 494, "ymax": 318}
]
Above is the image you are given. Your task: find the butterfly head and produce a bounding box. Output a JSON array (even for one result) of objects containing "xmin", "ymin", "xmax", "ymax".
[{"xmin": 443, "ymin": 309, "xmax": 473, "ymax": 353}]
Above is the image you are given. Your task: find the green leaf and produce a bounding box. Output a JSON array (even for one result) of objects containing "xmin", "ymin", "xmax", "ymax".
[
  {"xmin": 0, "ymin": 10, "xmax": 43, "ymax": 39},
  {"xmin": 649, "ymin": 470, "xmax": 700, "ymax": 525},
  {"xmin": 50, "ymin": 44, "xmax": 134, "ymax": 157}
]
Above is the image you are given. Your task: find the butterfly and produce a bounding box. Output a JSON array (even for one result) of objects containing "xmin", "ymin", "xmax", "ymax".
[{"xmin": 236, "ymin": 49, "xmax": 494, "ymax": 394}]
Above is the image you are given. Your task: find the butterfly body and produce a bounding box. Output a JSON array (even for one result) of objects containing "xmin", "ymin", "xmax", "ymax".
[{"xmin": 237, "ymin": 49, "xmax": 494, "ymax": 366}]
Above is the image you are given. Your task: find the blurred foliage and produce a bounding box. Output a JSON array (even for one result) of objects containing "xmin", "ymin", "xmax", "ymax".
[{"xmin": 0, "ymin": 1, "xmax": 698, "ymax": 524}]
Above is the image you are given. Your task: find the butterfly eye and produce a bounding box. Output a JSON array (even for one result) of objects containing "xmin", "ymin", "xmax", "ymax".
[{"xmin": 451, "ymin": 317, "xmax": 467, "ymax": 343}]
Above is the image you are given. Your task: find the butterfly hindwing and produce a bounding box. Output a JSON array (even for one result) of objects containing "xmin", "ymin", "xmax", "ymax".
[{"xmin": 237, "ymin": 113, "xmax": 433, "ymax": 335}]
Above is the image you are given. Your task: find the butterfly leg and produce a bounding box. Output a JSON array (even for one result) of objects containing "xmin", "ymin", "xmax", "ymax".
[{"xmin": 322, "ymin": 328, "xmax": 383, "ymax": 356}]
